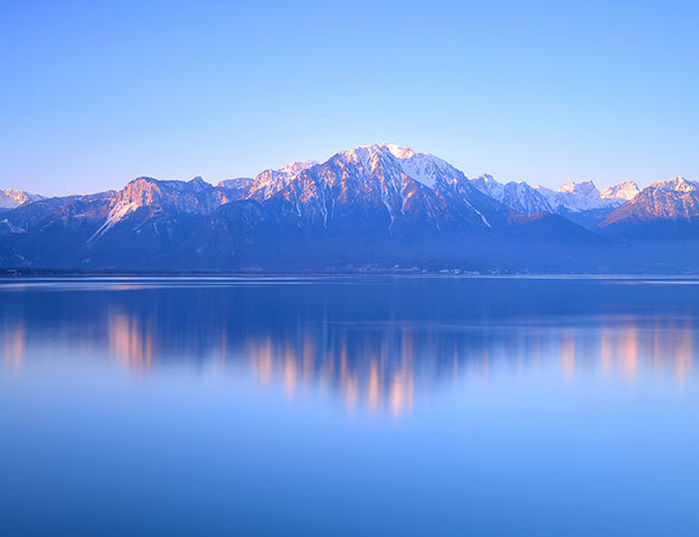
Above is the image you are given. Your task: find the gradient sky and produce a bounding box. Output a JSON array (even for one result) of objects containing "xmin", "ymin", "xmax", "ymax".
[{"xmin": 2, "ymin": 0, "xmax": 698, "ymax": 196}]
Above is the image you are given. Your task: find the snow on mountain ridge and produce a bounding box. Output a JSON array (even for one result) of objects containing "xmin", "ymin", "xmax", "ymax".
[
  {"xmin": 383, "ymin": 143, "xmax": 417, "ymax": 160},
  {"xmin": 356, "ymin": 143, "xmax": 466, "ymax": 188},
  {"xmin": 648, "ymin": 176, "xmax": 698, "ymax": 192},
  {"xmin": 7, "ymin": 143, "xmax": 687, "ymax": 237},
  {"xmin": 558, "ymin": 180, "xmax": 597, "ymax": 195},
  {"xmin": 248, "ymin": 160, "xmax": 318, "ymax": 199},
  {"xmin": 396, "ymin": 152, "xmax": 464, "ymax": 188},
  {"xmin": 600, "ymin": 181, "xmax": 640, "ymax": 201},
  {"xmin": 553, "ymin": 181, "xmax": 612, "ymax": 212},
  {"xmin": 470, "ymin": 175, "xmax": 553, "ymax": 216},
  {"xmin": 470, "ymin": 174, "xmax": 505, "ymax": 200},
  {"xmin": 533, "ymin": 180, "xmax": 630, "ymax": 213},
  {"xmin": 471, "ymin": 174, "xmax": 642, "ymax": 216},
  {"xmin": 0, "ymin": 188, "xmax": 44, "ymax": 209},
  {"xmin": 601, "ymin": 176, "xmax": 699, "ymax": 229},
  {"xmin": 249, "ymin": 143, "xmax": 502, "ymax": 231},
  {"xmin": 278, "ymin": 160, "xmax": 318, "ymax": 177},
  {"xmin": 91, "ymin": 176, "xmax": 232, "ymax": 238}
]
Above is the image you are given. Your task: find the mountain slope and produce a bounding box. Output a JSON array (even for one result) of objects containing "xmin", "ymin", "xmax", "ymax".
[
  {"xmin": 600, "ymin": 177, "xmax": 699, "ymax": 238},
  {"xmin": 252, "ymin": 144, "xmax": 510, "ymax": 235},
  {"xmin": 0, "ymin": 143, "xmax": 672, "ymax": 272}
]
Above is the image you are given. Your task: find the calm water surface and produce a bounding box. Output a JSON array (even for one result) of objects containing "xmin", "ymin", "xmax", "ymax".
[{"xmin": 1, "ymin": 276, "xmax": 698, "ymax": 535}]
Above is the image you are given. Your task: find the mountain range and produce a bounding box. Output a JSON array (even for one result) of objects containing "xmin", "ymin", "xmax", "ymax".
[{"xmin": 2, "ymin": 143, "xmax": 699, "ymax": 273}]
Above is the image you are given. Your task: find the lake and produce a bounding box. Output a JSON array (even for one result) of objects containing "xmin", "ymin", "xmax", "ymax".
[{"xmin": 1, "ymin": 276, "xmax": 698, "ymax": 535}]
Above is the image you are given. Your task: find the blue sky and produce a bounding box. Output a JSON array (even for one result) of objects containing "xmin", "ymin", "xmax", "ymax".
[{"xmin": 2, "ymin": 0, "xmax": 698, "ymax": 195}]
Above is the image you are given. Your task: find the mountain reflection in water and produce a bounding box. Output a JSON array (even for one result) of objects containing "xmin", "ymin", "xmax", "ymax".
[{"xmin": 1, "ymin": 277, "xmax": 697, "ymax": 416}]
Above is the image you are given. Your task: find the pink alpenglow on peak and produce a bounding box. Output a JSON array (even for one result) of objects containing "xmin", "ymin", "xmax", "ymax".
[
  {"xmin": 558, "ymin": 180, "xmax": 597, "ymax": 195},
  {"xmin": 383, "ymin": 143, "xmax": 417, "ymax": 160},
  {"xmin": 648, "ymin": 176, "xmax": 697, "ymax": 193},
  {"xmin": 0, "ymin": 188, "xmax": 44, "ymax": 209},
  {"xmin": 248, "ymin": 160, "xmax": 318, "ymax": 200},
  {"xmin": 600, "ymin": 181, "xmax": 640, "ymax": 201}
]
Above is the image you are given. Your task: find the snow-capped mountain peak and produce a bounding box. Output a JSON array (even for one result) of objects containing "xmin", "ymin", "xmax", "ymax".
[
  {"xmin": 384, "ymin": 145, "xmax": 464, "ymax": 188},
  {"xmin": 648, "ymin": 176, "xmax": 697, "ymax": 193},
  {"xmin": 248, "ymin": 159, "xmax": 318, "ymax": 199},
  {"xmin": 545, "ymin": 180, "xmax": 613, "ymax": 212},
  {"xmin": 90, "ymin": 176, "xmax": 231, "ymax": 239},
  {"xmin": 600, "ymin": 181, "xmax": 640, "ymax": 201},
  {"xmin": 470, "ymin": 174, "xmax": 504, "ymax": 199},
  {"xmin": 0, "ymin": 188, "xmax": 44, "ymax": 209},
  {"xmin": 278, "ymin": 160, "xmax": 318, "ymax": 177},
  {"xmin": 601, "ymin": 176, "xmax": 699, "ymax": 229},
  {"xmin": 558, "ymin": 180, "xmax": 597, "ymax": 196},
  {"xmin": 470, "ymin": 175, "xmax": 554, "ymax": 215},
  {"xmin": 8, "ymin": 142, "xmax": 699, "ymax": 272},
  {"xmin": 326, "ymin": 143, "xmax": 461, "ymax": 189},
  {"xmin": 530, "ymin": 179, "xmax": 638, "ymax": 215},
  {"xmin": 382, "ymin": 143, "xmax": 417, "ymax": 160},
  {"xmin": 344, "ymin": 143, "xmax": 415, "ymax": 160}
]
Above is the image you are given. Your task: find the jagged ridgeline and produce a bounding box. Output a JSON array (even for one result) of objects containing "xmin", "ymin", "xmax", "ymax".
[{"xmin": 1, "ymin": 144, "xmax": 699, "ymax": 272}]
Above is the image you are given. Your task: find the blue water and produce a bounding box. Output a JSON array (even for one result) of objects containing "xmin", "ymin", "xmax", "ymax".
[{"xmin": 1, "ymin": 276, "xmax": 698, "ymax": 536}]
